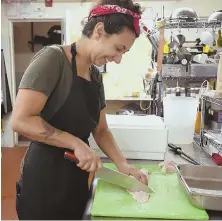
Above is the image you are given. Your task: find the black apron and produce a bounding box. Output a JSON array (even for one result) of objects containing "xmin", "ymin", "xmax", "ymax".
[{"xmin": 16, "ymin": 43, "xmax": 101, "ymax": 220}]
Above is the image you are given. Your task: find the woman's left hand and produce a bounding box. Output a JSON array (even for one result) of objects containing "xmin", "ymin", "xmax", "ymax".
[{"xmin": 117, "ymin": 163, "xmax": 148, "ymax": 185}]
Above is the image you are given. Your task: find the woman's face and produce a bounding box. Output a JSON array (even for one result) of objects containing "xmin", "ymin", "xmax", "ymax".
[{"xmin": 89, "ymin": 22, "xmax": 136, "ymax": 67}]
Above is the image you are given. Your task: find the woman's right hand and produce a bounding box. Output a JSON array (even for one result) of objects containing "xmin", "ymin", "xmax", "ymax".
[{"xmin": 72, "ymin": 141, "xmax": 103, "ymax": 172}]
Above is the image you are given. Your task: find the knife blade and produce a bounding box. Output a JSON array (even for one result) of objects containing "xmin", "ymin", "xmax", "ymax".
[
  {"xmin": 96, "ymin": 166, "xmax": 154, "ymax": 193},
  {"xmin": 64, "ymin": 152, "xmax": 154, "ymax": 193}
]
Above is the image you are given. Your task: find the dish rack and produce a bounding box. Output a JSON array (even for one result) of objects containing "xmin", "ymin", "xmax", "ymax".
[{"xmin": 200, "ymin": 92, "xmax": 222, "ymax": 157}]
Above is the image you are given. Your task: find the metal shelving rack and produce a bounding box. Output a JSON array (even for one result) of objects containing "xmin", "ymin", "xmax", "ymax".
[
  {"xmin": 202, "ymin": 94, "xmax": 222, "ymax": 106},
  {"xmin": 200, "ymin": 93, "xmax": 222, "ymax": 156},
  {"xmin": 153, "ymin": 17, "xmax": 220, "ymax": 116},
  {"xmin": 162, "ymin": 76, "xmax": 216, "ymax": 81},
  {"xmin": 165, "ymin": 18, "xmax": 222, "ymax": 29}
]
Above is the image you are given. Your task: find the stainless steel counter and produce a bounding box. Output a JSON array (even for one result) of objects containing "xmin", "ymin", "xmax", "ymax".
[
  {"xmin": 101, "ymin": 142, "xmax": 216, "ymax": 166},
  {"xmin": 83, "ymin": 142, "xmax": 222, "ymax": 220}
]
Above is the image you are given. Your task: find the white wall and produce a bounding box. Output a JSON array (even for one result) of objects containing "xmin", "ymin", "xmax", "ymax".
[
  {"xmin": 2, "ymin": 3, "xmax": 12, "ymax": 97},
  {"xmin": 1, "ymin": 0, "xmax": 222, "ymax": 147},
  {"xmin": 1, "ymin": 3, "xmax": 15, "ymax": 147}
]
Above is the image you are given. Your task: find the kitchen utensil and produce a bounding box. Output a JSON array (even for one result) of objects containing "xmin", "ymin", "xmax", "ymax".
[
  {"xmin": 173, "ymin": 34, "xmax": 186, "ymax": 47},
  {"xmin": 170, "ymin": 7, "xmax": 198, "ymax": 21},
  {"xmin": 64, "ymin": 152, "xmax": 154, "ymax": 193},
  {"xmin": 179, "ymin": 46, "xmax": 192, "ymax": 56},
  {"xmin": 199, "ymin": 31, "xmax": 214, "ymax": 47},
  {"xmin": 166, "ymin": 53, "xmax": 176, "ymax": 64},
  {"xmin": 179, "ymin": 47, "xmax": 192, "ymax": 64},
  {"xmin": 96, "ymin": 165, "xmax": 154, "ymax": 193},
  {"xmin": 193, "ymin": 54, "xmax": 208, "ymax": 64},
  {"xmin": 168, "ymin": 41, "xmax": 178, "ymax": 51},
  {"xmin": 175, "ymin": 164, "xmax": 222, "ymax": 211},
  {"xmin": 168, "ymin": 143, "xmax": 203, "ymax": 165},
  {"xmin": 140, "ymin": 22, "xmax": 159, "ymax": 52},
  {"xmin": 91, "ymin": 163, "xmax": 209, "ymax": 219},
  {"xmin": 174, "ymin": 47, "xmax": 192, "ymax": 65},
  {"xmin": 208, "ymin": 10, "xmax": 222, "ymax": 22}
]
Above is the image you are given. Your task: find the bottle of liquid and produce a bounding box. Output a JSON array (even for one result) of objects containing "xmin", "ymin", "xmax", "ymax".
[
  {"xmin": 190, "ymin": 88, "xmax": 196, "ymax": 97},
  {"xmin": 171, "ymin": 88, "xmax": 176, "ymax": 97},
  {"xmin": 180, "ymin": 87, "xmax": 185, "ymax": 97},
  {"xmin": 175, "ymin": 87, "xmax": 181, "ymax": 96},
  {"xmin": 166, "ymin": 88, "xmax": 172, "ymax": 97},
  {"xmin": 195, "ymin": 103, "xmax": 201, "ymax": 133},
  {"xmin": 186, "ymin": 87, "xmax": 191, "ymax": 97}
]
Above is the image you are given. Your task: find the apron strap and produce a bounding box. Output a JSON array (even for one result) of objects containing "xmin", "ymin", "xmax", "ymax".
[{"xmin": 71, "ymin": 43, "xmax": 78, "ymax": 77}]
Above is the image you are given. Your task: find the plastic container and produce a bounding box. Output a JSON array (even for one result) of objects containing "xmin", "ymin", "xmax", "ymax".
[
  {"xmin": 89, "ymin": 115, "xmax": 168, "ymax": 160},
  {"xmin": 163, "ymin": 97, "xmax": 198, "ymax": 144}
]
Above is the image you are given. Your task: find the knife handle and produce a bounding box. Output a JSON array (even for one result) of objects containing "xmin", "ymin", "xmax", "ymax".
[{"xmin": 64, "ymin": 151, "xmax": 79, "ymax": 163}]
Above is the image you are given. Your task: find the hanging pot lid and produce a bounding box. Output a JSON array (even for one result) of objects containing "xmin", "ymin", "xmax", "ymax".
[
  {"xmin": 208, "ymin": 10, "xmax": 222, "ymax": 22},
  {"xmin": 170, "ymin": 7, "xmax": 198, "ymax": 21}
]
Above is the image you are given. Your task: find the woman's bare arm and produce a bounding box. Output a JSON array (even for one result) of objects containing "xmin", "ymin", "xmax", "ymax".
[
  {"xmin": 12, "ymin": 89, "xmax": 77, "ymax": 149},
  {"xmin": 11, "ymin": 89, "xmax": 102, "ymax": 172}
]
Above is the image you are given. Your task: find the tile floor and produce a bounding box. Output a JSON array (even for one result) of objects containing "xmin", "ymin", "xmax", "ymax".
[
  {"xmin": 1, "ymin": 146, "xmax": 94, "ymax": 220},
  {"xmin": 1, "ymin": 146, "xmax": 27, "ymax": 220}
]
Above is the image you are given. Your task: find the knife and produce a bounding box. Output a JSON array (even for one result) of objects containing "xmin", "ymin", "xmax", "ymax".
[{"xmin": 64, "ymin": 151, "xmax": 154, "ymax": 193}]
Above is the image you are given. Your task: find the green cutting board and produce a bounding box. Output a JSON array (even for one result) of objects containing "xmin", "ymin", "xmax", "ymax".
[{"xmin": 91, "ymin": 163, "xmax": 209, "ymax": 220}]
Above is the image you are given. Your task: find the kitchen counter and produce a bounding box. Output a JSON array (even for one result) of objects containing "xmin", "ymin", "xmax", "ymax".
[{"xmin": 83, "ymin": 142, "xmax": 222, "ymax": 220}]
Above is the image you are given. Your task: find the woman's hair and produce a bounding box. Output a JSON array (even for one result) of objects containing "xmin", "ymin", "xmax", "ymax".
[{"xmin": 82, "ymin": 0, "xmax": 143, "ymax": 38}]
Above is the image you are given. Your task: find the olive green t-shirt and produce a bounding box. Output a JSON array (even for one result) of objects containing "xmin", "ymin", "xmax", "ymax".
[{"xmin": 19, "ymin": 45, "xmax": 106, "ymax": 120}]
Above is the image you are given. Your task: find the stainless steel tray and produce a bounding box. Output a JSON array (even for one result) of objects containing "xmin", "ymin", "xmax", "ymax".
[
  {"xmin": 162, "ymin": 64, "xmax": 187, "ymax": 77},
  {"xmin": 188, "ymin": 63, "xmax": 218, "ymax": 77},
  {"xmin": 175, "ymin": 164, "xmax": 222, "ymax": 211}
]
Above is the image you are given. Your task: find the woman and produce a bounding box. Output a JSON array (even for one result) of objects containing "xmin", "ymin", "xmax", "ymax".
[{"xmin": 11, "ymin": 0, "xmax": 147, "ymax": 219}]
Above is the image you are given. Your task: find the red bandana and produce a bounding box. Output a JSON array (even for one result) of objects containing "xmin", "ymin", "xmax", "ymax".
[{"xmin": 88, "ymin": 4, "xmax": 141, "ymax": 36}]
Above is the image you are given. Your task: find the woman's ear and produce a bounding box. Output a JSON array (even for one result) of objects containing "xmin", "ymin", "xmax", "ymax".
[{"xmin": 93, "ymin": 22, "xmax": 105, "ymax": 40}]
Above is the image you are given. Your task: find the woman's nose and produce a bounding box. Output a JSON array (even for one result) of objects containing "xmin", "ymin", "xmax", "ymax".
[{"xmin": 113, "ymin": 54, "xmax": 122, "ymax": 64}]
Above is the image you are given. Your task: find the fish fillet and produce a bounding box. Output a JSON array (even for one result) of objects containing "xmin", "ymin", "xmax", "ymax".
[
  {"xmin": 158, "ymin": 160, "xmax": 176, "ymax": 174},
  {"xmin": 127, "ymin": 168, "xmax": 150, "ymax": 204}
]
